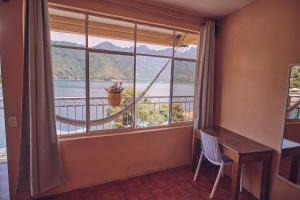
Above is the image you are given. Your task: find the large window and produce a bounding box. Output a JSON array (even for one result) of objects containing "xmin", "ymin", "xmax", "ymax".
[{"xmin": 49, "ymin": 7, "xmax": 199, "ymax": 135}]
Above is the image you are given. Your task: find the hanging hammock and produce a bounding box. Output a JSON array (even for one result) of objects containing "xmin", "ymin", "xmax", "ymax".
[{"xmin": 56, "ymin": 46, "xmax": 187, "ymax": 126}]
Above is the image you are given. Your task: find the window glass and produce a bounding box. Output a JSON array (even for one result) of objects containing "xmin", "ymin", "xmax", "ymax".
[
  {"xmin": 137, "ymin": 25, "xmax": 173, "ymax": 57},
  {"xmin": 49, "ymin": 8, "xmax": 199, "ymax": 135},
  {"xmin": 88, "ymin": 16, "xmax": 135, "ymax": 52},
  {"xmin": 174, "ymin": 31, "xmax": 199, "ymax": 59},
  {"xmin": 52, "ymin": 47, "xmax": 86, "ymax": 135},
  {"xmin": 89, "ymin": 52, "xmax": 134, "ymax": 131},
  {"xmin": 0, "ymin": 60, "xmax": 6, "ymax": 162},
  {"xmin": 135, "ymin": 56, "xmax": 171, "ymax": 128},
  {"xmin": 49, "ymin": 8, "xmax": 86, "ymax": 47},
  {"xmin": 172, "ymin": 60, "xmax": 196, "ymax": 123}
]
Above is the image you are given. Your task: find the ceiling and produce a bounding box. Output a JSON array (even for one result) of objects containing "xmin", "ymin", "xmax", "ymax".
[{"xmin": 138, "ymin": 0, "xmax": 255, "ymax": 18}]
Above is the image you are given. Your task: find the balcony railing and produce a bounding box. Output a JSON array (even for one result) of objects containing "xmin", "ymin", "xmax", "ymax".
[
  {"xmin": 287, "ymin": 95, "xmax": 300, "ymax": 120},
  {"xmin": 55, "ymin": 96, "xmax": 194, "ymax": 135},
  {"xmin": 0, "ymin": 96, "xmax": 194, "ymax": 145}
]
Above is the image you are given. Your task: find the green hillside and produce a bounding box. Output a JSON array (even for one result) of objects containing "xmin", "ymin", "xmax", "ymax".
[{"xmin": 51, "ymin": 41, "xmax": 196, "ymax": 83}]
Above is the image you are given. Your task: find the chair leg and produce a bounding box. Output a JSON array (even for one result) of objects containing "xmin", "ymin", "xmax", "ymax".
[
  {"xmin": 240, "ymin": 164, "xmax": 244, "ymax": 192},
  {"xmin": 193, "ymin": 151, "xmax": 204, "ymax": 181},
  {"xmin": 210, "ymin": 163, "xmax": 224, "ymax": 199}
]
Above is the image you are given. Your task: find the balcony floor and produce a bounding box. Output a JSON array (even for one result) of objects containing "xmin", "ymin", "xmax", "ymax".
[{"xmin": 40, "ymin": 162, "xmax": 256, "ymax": 200}]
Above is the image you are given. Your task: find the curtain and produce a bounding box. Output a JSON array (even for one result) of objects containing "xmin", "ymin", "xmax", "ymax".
[
  {"xmin": 17, "ymin": 0, "xmax": 64, "ymax": 197},
  {"xmin": 193, "ymin": 20, "xmax": 215, "ymax": 129}
]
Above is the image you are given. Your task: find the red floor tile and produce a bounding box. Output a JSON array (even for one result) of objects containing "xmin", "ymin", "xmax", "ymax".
[{"xmin": 39, "ymin": 162, "xmax": 257, "ymax": 200}]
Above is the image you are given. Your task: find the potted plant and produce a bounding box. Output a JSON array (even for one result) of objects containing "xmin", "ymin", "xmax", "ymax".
[{"xmin": 105, "ymin": 81, "xmax": 124, "ymax": 106}]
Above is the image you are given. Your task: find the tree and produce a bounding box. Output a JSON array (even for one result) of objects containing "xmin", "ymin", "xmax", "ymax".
[{"xmin": 290, "ymin": 66, "xmax": 300, "ymax": 88}]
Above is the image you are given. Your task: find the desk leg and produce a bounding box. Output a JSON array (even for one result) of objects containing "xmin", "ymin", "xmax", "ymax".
[
  {"xmin": 231, "ymin": 161, "xmax": 241, "ymax": 200},
  {"xmin": 289, "ymin": 155, "xmax": 299, "ymax": 184},
  {"xmin": 260, "ymin": 157, "xmax": 272, "ymax": 200}
]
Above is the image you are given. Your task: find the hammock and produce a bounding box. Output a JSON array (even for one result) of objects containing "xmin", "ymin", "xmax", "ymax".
[
  {"xmin": 56, "ymin": 47, "xmax": 186, "ymax": 126},
  {"xmin": 287, "ymin": 98, "xmax": 300, "ymax": 113}
]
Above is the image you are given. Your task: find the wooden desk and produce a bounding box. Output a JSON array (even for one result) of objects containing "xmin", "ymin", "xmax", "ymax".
[
  {"xmin": 192, "ymin": 127, "xmax": 274, "ymax": 200},
  {"xmin": 281, "ymin": 139, "xmax": 300, "ymax": 183}
]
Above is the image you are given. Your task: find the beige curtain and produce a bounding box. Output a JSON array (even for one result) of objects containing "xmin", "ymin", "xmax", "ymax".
[
  {"xmin": 17, "ymin": 0, "xmax": 64, "ymax": 197},
  {"xmin": 194, "ymin": 20, "xmax": 215, "ymax": 129}
]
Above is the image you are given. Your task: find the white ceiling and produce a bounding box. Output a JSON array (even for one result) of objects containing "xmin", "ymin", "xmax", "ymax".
[{"xmin": 139, "ymin": 0, "xmax": 255, "ymax": 18}]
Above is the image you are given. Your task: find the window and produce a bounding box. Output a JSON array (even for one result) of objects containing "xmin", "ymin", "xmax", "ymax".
[{"xmin": 49, "ymin": 7, "xmax": 199, "ymax": 135}]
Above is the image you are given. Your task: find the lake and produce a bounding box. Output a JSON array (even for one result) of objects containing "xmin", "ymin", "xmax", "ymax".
[{"xmin": 54, "ymin": 80, "xmax": 194, "ymax": 97}]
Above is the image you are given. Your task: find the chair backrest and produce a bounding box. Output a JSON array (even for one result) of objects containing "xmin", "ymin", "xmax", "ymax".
[{"xmin": 200, "ymin": 130, "xmax": 222, "ymax": 165}]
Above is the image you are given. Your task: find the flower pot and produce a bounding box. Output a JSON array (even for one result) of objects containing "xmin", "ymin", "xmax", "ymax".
[{"xmin": 108, "ymin": 93, "xmax": 122, "ymax": 106}]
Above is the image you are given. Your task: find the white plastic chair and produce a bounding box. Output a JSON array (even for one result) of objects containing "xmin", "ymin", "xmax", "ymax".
[{"xmin": 193, "ymin": 130, "xmax": 243, "ymax": 199}]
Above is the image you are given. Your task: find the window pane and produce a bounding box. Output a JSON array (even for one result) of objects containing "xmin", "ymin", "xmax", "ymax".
[
  {"xmin": 0, "ymin": 62, "xmax": 6, "ymax": 160},
  {"xmin": 88, "ymin": 16, "xmax": 134, "ymax": 52},
  {"xmin": 287, "ymin": 65, "xmax": 300, "ymax": 120},
  {"xmin": 135, "ymin": 56, "xmax": 171, "ymax": 128},
  {"xmin": 174, "ymin": 31, "xmax": 199, "ymax": 59},
  {"xmin": 137, "ymin": 25, "xmax": 173, "ymax": 57},
  {"xmin": 172, "ymin": 60, "xmax": 196, "ymax": 123},
  {"xmin": 49, "ymin": 8, "xmax": 86, "ymax": 47},
  {"xmin": 52, "ymin": 47, "xmax": 86, "ymax": 135},
  {"xmin": 89, "ymin": 53, "xmax": 134, "ymax": 131}
]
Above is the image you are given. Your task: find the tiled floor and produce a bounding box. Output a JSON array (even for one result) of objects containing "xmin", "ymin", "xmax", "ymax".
[
  {"xmin": 40, "ymin": 162, "xmax": 256, "ymax": 200},
  {"xmin": 0, "ymin": 162, "xmax": 9, "ymax": 200}
]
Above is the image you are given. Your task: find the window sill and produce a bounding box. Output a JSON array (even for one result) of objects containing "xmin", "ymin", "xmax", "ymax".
[
  {"xmin": 285, "ymin": 120, "xmax": 300, "ymax": 124},
  {"xmin": 58, "ymin": 122, "xmax": 194, "ymax": 142}
]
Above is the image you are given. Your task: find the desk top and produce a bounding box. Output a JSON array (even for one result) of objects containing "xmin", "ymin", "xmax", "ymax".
[
  {"xmin": 281, "ymin": 138, "xmax": 300, "ymax": 157},
  {"xmin": 282, "ymin": 139, "xmax": 300, "ymax": 149},
  {"xmin": 195, "ymin": 127, "xmax": 273, "ymax": 155}
]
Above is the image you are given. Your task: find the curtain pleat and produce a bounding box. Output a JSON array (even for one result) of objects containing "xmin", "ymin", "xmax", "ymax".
[
  {"xmin": 17, "ymin": 0, "xmax": 64, "ymax": 197},
  {"xmin": 194, "ymin": 20, "xmax": 215, "ymax": 129}
]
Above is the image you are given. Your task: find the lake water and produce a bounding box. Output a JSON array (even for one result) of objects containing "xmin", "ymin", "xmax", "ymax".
[
  {"xmin": 0, "ymin": 80, "xmax": 194, "ymax": 148},
  {"xmin": 55, "ymin": 80, "xmax": 194, "ymax": 97}
]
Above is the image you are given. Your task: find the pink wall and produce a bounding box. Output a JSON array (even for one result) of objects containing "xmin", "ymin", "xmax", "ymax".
[
  {"xmin": 47, "ymin": 126, "xmax": 193, "ymax": 195},
  {"xmin": 0, "ymin": 1, "xmax": 30, "ymax": 199},
  {"xmin": 215, "ymin": 0, "xmax": 300, "ymax": 199}
]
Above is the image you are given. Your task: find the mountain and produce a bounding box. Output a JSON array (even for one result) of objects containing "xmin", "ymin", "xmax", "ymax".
[{"xmin": 51, "ymin": 41, "xmax": 196, "ymax": 83}]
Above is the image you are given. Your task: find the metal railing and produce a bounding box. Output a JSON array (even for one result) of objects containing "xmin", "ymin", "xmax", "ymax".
[
  {"xmin": 0, "ymin": 96, "xmax": 194, "ymax": 139},
  {"xmin": 287, "ymin": 95, "xmax": 300, "ymax": 120},
  {"xmin": 55, "ymin": 96, "xmax": 194, "ymax": 135}
]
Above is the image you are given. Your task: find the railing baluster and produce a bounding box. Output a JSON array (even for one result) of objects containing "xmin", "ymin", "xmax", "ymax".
[
  {"xmin": 184, "ymin": 102, "xmax": 187, "ymax": 121},
  {"xmin": 67, "ymin": 107, "xmax": 69, "ymax": 134},
  {"xmin": 96, "ymin": 104, "xmax": 98, "ymax": 130},
  {"xmin": 59, "ymin": 106, "xmax": 61, "ymax": 135},
  {"xmin": 189, "ymin": 99, "xmax": 192, "ymax": 121},
  {"xmin": 102, "ymin": 104, "xmax": 105, "ymax": 130},
  {"xmin": 148, "ymin": 100, "xmax": 151, "ymax": 126},
  {"xmin": 74, "ymin": 106, "xmax": 77, "ymax": 133},
  {"xmin": 158, "ymin": 98, "xmax": 161, "ymax": 124},
  {"xmin": 82, "ymin": 105, "xmax": 84, "ymax": 132},
  {"xmin": 154, "ymin": 101, "xmax": 156, "ymax": 126}
]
